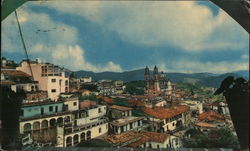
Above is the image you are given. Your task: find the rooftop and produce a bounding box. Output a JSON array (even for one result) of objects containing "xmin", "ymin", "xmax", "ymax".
[
  {"xmin": 1, "ymin": 69, "xmax": 31, "ymax": 77},
  {"xmin": 198, "ymin": 110, "xmax": 225, "ymax": 122},
  {"xmin": 104, "ymin": 131, "xmax": 141, "ymax": 145},
  {"xmin": 110, "ymin": 105, "xmax": 132, "ymax": 111},
  {"xmin": 195, "ymin": 122, "xmax": 217, "ymax": 128},
  {"xmin": 110, "ymin": 116, "xmax": 144, "ymax": 127},
  {"xmin": 0, "ymin": 80, "xmax": 15, "ymax": 85},
  {"xmin": 142, "ymin": 131, "xmax": 168, "ymax": 143},
  {"xmin": 143, "ymin": 105, "xmax": 190, "ymax": 120},
  {"xmin": 79, "ymin": 100, "xmax": 97, "ymax": 109}
]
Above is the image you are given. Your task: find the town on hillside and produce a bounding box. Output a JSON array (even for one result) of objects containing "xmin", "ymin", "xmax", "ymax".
[{"xmin": 1, "ymin": 57, "xmax": 240, "ymax": 149}]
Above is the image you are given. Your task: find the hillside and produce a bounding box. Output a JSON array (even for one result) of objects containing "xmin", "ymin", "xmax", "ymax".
[{"xmin": 75, "ymin": 69, "xmax": 248, "ymax": 88}]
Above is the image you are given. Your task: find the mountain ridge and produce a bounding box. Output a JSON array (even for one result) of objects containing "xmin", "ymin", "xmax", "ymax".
[{"xmin": 74, "ymin": 69, "xmax": 249, "ymax": 88}]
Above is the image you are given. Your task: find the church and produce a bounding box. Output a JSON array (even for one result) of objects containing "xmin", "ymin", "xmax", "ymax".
[{"xmin": 144, "ymin": 66, "xmax": 173, "ymax": 94}]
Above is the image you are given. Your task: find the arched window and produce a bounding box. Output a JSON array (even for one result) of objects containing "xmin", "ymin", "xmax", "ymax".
[
  {"xmin": 24, "ymin": 123, "xmax": 31, "ymax": 132},
  {"xmin": 73, "ymin": 134, "xmax": 79, "ymax": 145},
  {"xmin": 66, "ymin": 136, "xmax": 72, "ymax": 147},
  {"xmin": 41, "ymin": 120, "xmax": 48, "ymax": 129},
  {"xmin": 33, "ymin": 121, "xmax": 40, "ymax": 130},
  {"xmin": 87, "ymin": 130, "xmax": 91, "ymax": 140},
  {"xmin": 80, "ymin": 133, "xmax": 85, "ymax": 142}
]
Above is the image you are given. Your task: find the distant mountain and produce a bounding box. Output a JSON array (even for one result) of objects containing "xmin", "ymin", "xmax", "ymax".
[
  {"xmin": 232, "ymin": 70, "xmax": 249, "ymax": 79},
  {"xmin": 75, "ymin": 69, "xmax": 248, "ymax": 88}
]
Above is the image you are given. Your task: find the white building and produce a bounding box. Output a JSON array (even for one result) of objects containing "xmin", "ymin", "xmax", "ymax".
[
  {"xmin": 144, "ymin": 105, "xmax": 191, "ymax": 132},
  {"xmin": 109, "ymin": 116, "xmax": 144, "ymax": 134},
  {"xmin": 56, "ymin": 104, "xmax": 109, "ymax": 147},
  {"xmin": 17, "ymin": 60, "xmax": 69, "ymax": 101},
  {"xmin": 180, "ymin": 100, "xmax": 203, "ymax": 114}
]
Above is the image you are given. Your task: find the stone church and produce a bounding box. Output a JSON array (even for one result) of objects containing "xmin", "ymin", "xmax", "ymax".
[{"xmin": 144, "ymin": 66, "xmax": 173, "ymax": 94}]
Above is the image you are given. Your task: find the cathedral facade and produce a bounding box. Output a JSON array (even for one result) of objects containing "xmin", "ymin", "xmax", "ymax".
[{"xmin": 145, "ymin": 66, "xmax": 172, "ymax": 93}]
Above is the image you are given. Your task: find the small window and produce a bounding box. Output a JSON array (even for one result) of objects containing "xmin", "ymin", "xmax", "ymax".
[
  {"xmin": 157, "ymin": 145, "xmax": 160, "ymax": 148},
  {"xmin": 20, "ymin": 109, "xmax": 24, "ymax": 116},
  {"xmin": 73, "ymin": 102, "xmax": 77, "ymax": 106},
  {"xmin": 51, "ymin": 89, "xmax": 56, "ymax": 93},
  {"xmin": 49, "ymin": 106, "xmax": 53, "ymax": 111},
  {"xmin": 51, "ymin": 79, "xmax": 56, "ymax": 82},
  {"xmin": 99, "ymin": 128, "xmax": 102, "ymax": 133},
  {"xmin": 172, "ymin": 122, "xmax": 175, "ymax": 126},
  {"xmin": 98, "ymin": 108, "xmax": 101, "ymax": 113}
]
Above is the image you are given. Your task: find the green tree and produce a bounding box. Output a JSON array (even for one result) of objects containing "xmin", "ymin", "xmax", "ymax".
[{"xmin": 183, "ymin": 128, "xmax": 240, "ymax": 149}]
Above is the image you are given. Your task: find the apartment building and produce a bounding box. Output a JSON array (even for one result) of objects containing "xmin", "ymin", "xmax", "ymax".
[{"xmin": 17, "ymin": 60, "xmax": 69, "ymax": 101}]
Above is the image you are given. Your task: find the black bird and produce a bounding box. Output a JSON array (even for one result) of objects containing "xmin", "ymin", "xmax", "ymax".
[{"xmin": 214, "ymin": 76, "xmax": 234, "ymax": 95}]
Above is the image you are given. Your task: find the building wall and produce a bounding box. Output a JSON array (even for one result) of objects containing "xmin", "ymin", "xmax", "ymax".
[
  {"xmin": 63, "ymin": 99, "xmax": 79, "ymax": 111},
  {"xmin": 112, "ymin": 119, "xmax": 143, "ymax": 134},
  {"xmin": 62, "ymin": 122, "xmax": 108, "ymax": 147},
  {"xmin": 76, "ymin": 105, "xmax": 106, "ymax": 125},
  {"xmin": 19, "ymin": 113, "xmax": 72, "ymax": 134},
  {"xmin": 143, "ymin": 135, "xmax": 181, "ymax": 149},
  {"xmin": 20, "ymin": 102, "xmax": 64, "ymax": 118},
  {"xmin": 17, "ymin": 61, "xmax": 69, "ymax": 101}
]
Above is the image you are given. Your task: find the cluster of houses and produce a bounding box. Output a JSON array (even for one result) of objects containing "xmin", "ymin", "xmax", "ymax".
[{"xmin": 1, "ymin": 58, "xmax": 234, "ymax": 149}]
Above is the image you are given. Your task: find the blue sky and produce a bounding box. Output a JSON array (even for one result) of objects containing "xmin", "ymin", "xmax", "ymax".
[{"xmin": 2, "ymin": 1, "xmax": 249, "ymax": 73}]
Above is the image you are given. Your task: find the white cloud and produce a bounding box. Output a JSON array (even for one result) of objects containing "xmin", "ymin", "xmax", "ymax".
[
  {"xmin": 49, "ymin": 44, "xmax": 122, "ymax": 72},
  {"xmin": 42, "ymin": 1, "xmax": 248, "ymax": 51},
  {"xmin": 2, "ymin": 7, "xmax": 122, "ymax": 72}
]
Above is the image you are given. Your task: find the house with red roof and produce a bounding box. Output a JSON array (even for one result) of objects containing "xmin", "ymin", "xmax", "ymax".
[{"xmin": 143, "ymin": 105, "xmax": 191, "ymax": 132}]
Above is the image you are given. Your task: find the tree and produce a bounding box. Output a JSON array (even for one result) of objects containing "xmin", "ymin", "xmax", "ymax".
[{"xmin": 183, "ymin": 128, "xmax": 240, "ymax": 149}]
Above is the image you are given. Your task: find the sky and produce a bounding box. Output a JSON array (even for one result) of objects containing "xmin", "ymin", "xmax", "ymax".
[{"xmin": 2, "ymin": 1, "xmax": 249, "ymax": 73}]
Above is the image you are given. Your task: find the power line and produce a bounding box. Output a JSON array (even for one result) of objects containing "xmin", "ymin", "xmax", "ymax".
[{"xmin": 14, "ymin": 10, "xmax": 35, "ymax": 82}]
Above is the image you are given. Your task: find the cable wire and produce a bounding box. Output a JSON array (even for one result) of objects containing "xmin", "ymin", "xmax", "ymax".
[{"xmin": 14, "ymin": 10, "xmax": 35, "ymax": 82}]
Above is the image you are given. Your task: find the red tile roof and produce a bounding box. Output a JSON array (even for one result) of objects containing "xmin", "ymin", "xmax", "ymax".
[
  {"xmin": 143, "ymin": 105, "xmax": 190, "ymax": 120},
  {"xmin": 128, "ymin": 99, "xmax": 145, "ymax": 107},
  {"xmin": 0, "ymin": 80, "xmax": 15, "ymax": 85},
  {"xmin": 111, "ymin": 105, "xmax": 132, "ymax": 111},
  {"xmin": 97, "ymin": 96, "xmax": 113, "ymax": 104},
  {"xmin": 198, "ymin": 110, "xmax": 225, "ymax": 122},
  {"xmin": 104, "ymin": 131, "xmax": 141, "ymax": 144},
  {"xmin": 127, "ymin": 131, "xmax": 169, "ymax": 147},
  {"xmin": 195, "ymin": 122, "xmax": 216, "ymax": 128},
  {"xmin": 127, "ymin": 135, "xmax": 150, "ymax": 147},
  {"xmin": 143, "ymin": 131, "xmax": 168, "ymax": 143},
  {"xmin": 2, "ymin": 70, "xmax": 31, "ymax": 77},
  {"xmin": 79, "ymin": 100, "xmax": 96, "ymax": 109}
]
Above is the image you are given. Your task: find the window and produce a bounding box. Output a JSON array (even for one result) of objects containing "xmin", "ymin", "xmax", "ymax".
[
  {"xmin": 51, "ymin": 89, "xmax": 56, "ymax": 93},
  {"xmin": 55, "ymin": 106, "xmax": 58, "ymax": 112},
  {"xmin": 65, "ymin": 80, "xmax": 68, "ymax": 85},
  {"xmin": 99, "ymin": 128, "xmax": 102, "ymax": 133},
  {"xmin": 98, "ymin": 108, "xmax": 101, "ymax": 113},
  {"xmin": 51, "ymin": 79, "xmax": 56, "ymax": 82},
  {"xmin": 20, "ymin": 109, "xmax": 24, "ymax": 116},
  {"xmin": 157, "ymin": 145, "xmax": 160, "ymax": 148},
  {"xmin": 130, "ymin": 123, "xmax": 133, "ymax": 129},
  {"xmin": 172, "ymin": 122, "xmax": 175, "ymax": 126},
  {"xmin": 73, "ymin": 102, "xmax": 77, "ymax": 106},
  {"xmin": 49, "ymin": 106, "xmax": 53, "ymax": 111},
  {"xmin": 138, "ymin": 120, "xmax": 141, "ymax": 126}
]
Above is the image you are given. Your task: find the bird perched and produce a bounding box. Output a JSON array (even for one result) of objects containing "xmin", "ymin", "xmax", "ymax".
[{"xmin": 214, "ymin": 76, "xmax": 234, "ymax": 95}]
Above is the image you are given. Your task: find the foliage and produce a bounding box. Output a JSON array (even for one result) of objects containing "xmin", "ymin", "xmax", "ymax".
[
  {"xmin": 113, "ymin": 98, "xmax": 129, "ymax": 107},
  {"xmin": 79, "ymin": 94, "xmax": 97, "ymax": 102},
  {"xmin": 124, "ymin": 80, "xmax": 146, "ymax": 95},
  {"xmin": 183, "ymin": 128, "xmax": 240, "ymax": 149},
  {"xmin": 76, "ymin": 139, "xmax": 111, "ymax": 147},
  {"xmin": 80, "ymin": 84, "xmax": 98, "ymax": 91},
  {"xmin": 132, "ymin": 109, "xmax": 147, "ymax": 117}
]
